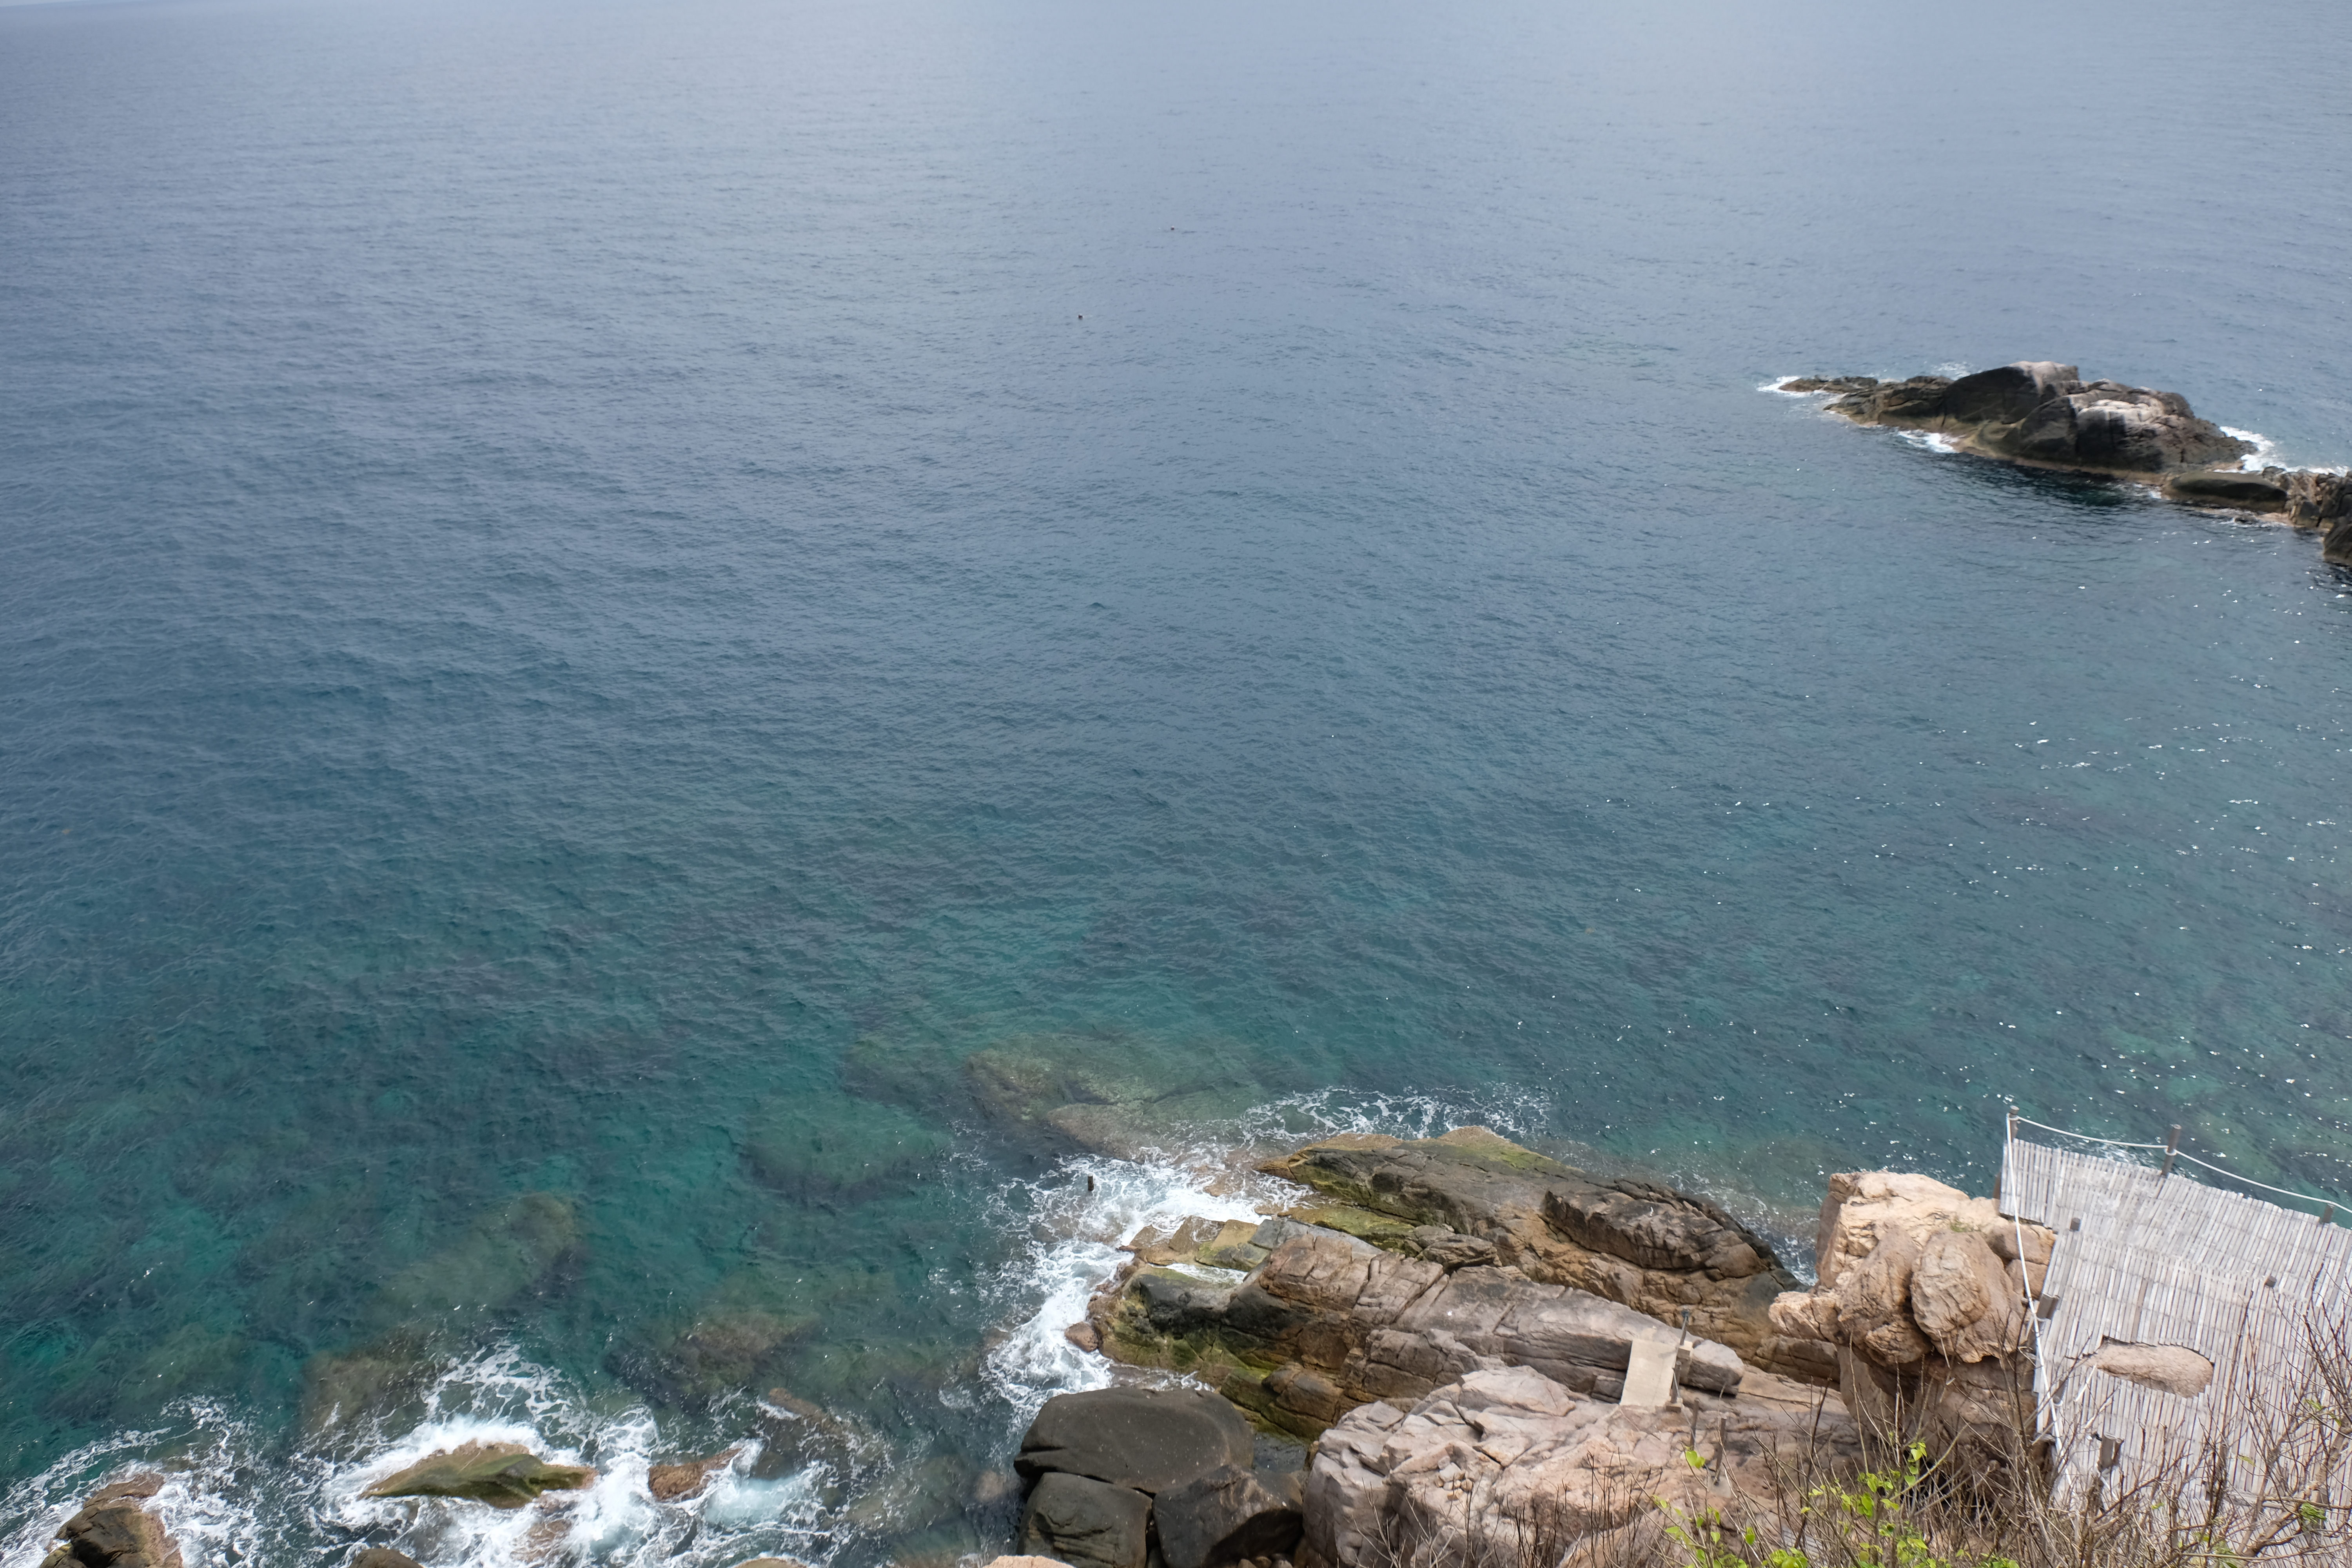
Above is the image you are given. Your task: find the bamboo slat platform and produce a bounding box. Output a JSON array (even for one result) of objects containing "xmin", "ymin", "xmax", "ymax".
[{"xmin": 1999, "ymin": 1134, "xmax": 2352, "ymax": 1502}]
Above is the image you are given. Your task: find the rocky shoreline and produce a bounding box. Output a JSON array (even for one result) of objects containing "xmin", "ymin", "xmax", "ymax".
[
  {"xmin": 989, "ymin": 1125, "xmax": 2050, "ymax": 1568},
  {"xmin": 1780, "ymin": 361, "xmax": 2352, "ymax": 565},
  {"xmin": 31, "ymin": 1126, "xmax": 2060, "ymax": 1568}
]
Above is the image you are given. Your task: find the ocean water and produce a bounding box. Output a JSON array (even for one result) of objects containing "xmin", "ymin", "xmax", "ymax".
[{"xmin": 4, "ymin": 0, "xmax": 2350, "ymax": 1559}]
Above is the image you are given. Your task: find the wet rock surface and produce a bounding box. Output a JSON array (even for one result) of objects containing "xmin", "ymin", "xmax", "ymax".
[
  {"xmin": 1097, "ymin": 1222, "xmax": 1754, "ymax": 1440},
  {"xmin": 359, "ymin": 1439, "xmax": 597, "ymax": 1508},
  {"xmin": 37, "ymin": 1485, "xmax": 183, "ymax": 1568},
  {"xmin": 647, "ymin": 1446, "xmax": 741, "ymax": 1501},
  {"xmin": 351, "ymin": 1550, "xmax": 427, "ymax": 1568}
]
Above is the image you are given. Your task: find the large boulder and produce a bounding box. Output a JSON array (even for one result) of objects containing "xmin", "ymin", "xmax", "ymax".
[
  {"xmin": 1301, "ymin": 1367, "xmax": 1859, "ymax": 1568},
  {"xmin": 1814, "ymin": 363, "xmax": 2254, "ymax": 475},
  {"xmin": 1256, "ymin": 1128, "xmax": 1811, "ymax": 1379},
  {"xmin": 1769, "ymin": 1170, "xmax": 2048, "ymax": 1471},
  {"xmin": 37, "ymin": 1500, "xmax": 183, "ymax": 1568},
  {"xmin": 1015, "ymin": 1472, "xmax": 1152, "ymax": 1568},
  {"xmin": 1014, "ymin": 1387, "xmax": 1256, "ymax": 1494},
  {"xmin": 2283, "ymin": 470, "xmax": 2352, "ymax": 529},
  {"xmin": 2164, "ymin": 470, "xmax": 2289, "ymax": 510},
  {"xmin": 1097, "ymin": 1226, "xmax": 1749, "ymax": 1440},
  {"xmin": 1153, "ymin": 1464, "xmax": 1304, "ymax": 1568},
  {"xmin": 2327, "ymin": 512, "xmax": 2352, "ymax": 568},
  {"xmin": 360, "ymin": 1441, "xmax": 597, "ymax": 1508}
]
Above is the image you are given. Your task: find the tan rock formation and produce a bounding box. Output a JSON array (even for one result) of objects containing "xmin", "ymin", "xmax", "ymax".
[
  {"xmin": 1095, "ymin": 1224, "xmax": 1752, "ymax": 1440},
  {"xmin": 1300, "ymin": 1367, "xmax": 1858, "ymax": 1568},
  {"xmin": 1258, "ymin": 1128, "xmax": 1822, "ymax": 1381}
]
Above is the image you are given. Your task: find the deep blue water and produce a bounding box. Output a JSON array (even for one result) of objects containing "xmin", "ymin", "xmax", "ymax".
[{"xmin": 4, "ymin": 0, "xmax": 2350, "ymax": 1560}]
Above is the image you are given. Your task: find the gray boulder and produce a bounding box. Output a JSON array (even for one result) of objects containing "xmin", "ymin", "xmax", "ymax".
[
  {"xmin": 2165, "ymin": 470, "xmax": 2288, "ymax": 508},
  {"xmin": 38, "ymin": 1501, "xmax": 182, "ymax": 1568},
  {"xmin": 1015, "ymin": 1472, "xmax": 1151, "ymax": 1568},
  {"xmin": 2285, "ymin": 470, "xmax": 2352, "ymax": 528},
  {"xmin": 1153, "ymin": 1465, "xmax": 1303, "ymax": 1568},
  {"xmin": 1014, "ymin": 1386, "xmax": 1256, "ymax": 1494}
]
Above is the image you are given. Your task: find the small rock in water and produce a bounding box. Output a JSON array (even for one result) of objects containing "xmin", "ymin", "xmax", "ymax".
[
  {"xmin": 1064, "ymin": 1321, "xmax": 1102, "ymax": 1352},
  {"xmin": 648, "ymin": 1445, "xmax": 741, "ymax": 1501},
  {"xmin": 39, "ymin": 1499, "xmax": 182, "ymax": 1568},
  {"xmin": 361, "ymin": 1440, "xmax": 597, "ymax": 1509},
  {"xmin": 352, "ymin": 1550, "xmax": 427, "ymax": 1568}
]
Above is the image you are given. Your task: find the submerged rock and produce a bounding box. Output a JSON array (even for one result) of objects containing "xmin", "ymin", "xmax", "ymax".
[
  {"xmin": 367, "ymin": 1192, "xmax": 581, "ymax": 1325},
  {"xmin": 742, "ymin": 1094, "xmax": 952, "ymax": 1200},
  {"xmin": 361, "ymin": 1440, "xmax": 596, "ymax": 1508},
  {"xmin": 962, "ymin": 1031, "xmax": 1271, "ymax": 1158},
  {"xmin": 352, "ymin": 1551, "xmax": 427, "ymax": 1568}
]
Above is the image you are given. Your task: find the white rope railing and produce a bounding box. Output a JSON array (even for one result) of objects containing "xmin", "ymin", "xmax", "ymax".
[
  {"xmin": 2005, "ymin": 1113, "xmax": 2169, "ymax": 1150},
  {"xmin": 2004, "ymin": 1107, "xmax": 2346, "ymax": 1220}
]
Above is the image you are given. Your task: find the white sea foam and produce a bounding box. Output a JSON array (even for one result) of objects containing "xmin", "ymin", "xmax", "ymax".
[
  {"xmin": 2221, "ymin": 426, "xmax": 2279, "ymax": 472},
  {"xmin": 1760, "ymin": 375, "xmax": 1818, "ymax": 396},
  {"xmin": 976, "ymin": 1084, "xmax": 1559, "ymax": 1416},
  {"xmin": 0, "ymin": 1347, "xmax": 844, "ymax": 1568},
  {"xmin": 979, "ymin": 1151, "xmax": 1271, "ymax": 1413},
  {"xmin": 1894, "ymin": 429, "xmax": 1961, "ymax": 456}
]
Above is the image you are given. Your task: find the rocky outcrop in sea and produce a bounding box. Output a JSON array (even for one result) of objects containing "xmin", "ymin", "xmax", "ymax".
[{"xmin": 1782, "ymin": 362, "xmax": 2352, "ymax": 565}]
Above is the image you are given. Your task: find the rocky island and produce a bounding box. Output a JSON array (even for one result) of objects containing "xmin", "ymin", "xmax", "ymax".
[{"xmin": 1782, "ymin": 362, "xmax": 2352, "ymax": 564}]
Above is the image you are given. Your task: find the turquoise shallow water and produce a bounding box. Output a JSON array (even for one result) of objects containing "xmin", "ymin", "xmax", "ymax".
[{"xmin": 3, "ymin": 0, "xmax": 2351, "ymax": 1559}]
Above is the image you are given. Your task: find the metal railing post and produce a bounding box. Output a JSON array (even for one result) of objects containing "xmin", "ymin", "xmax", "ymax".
[{"xmin": 2160, "ymin": 1124, "xmax": 2181, "ymax": 1178}]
